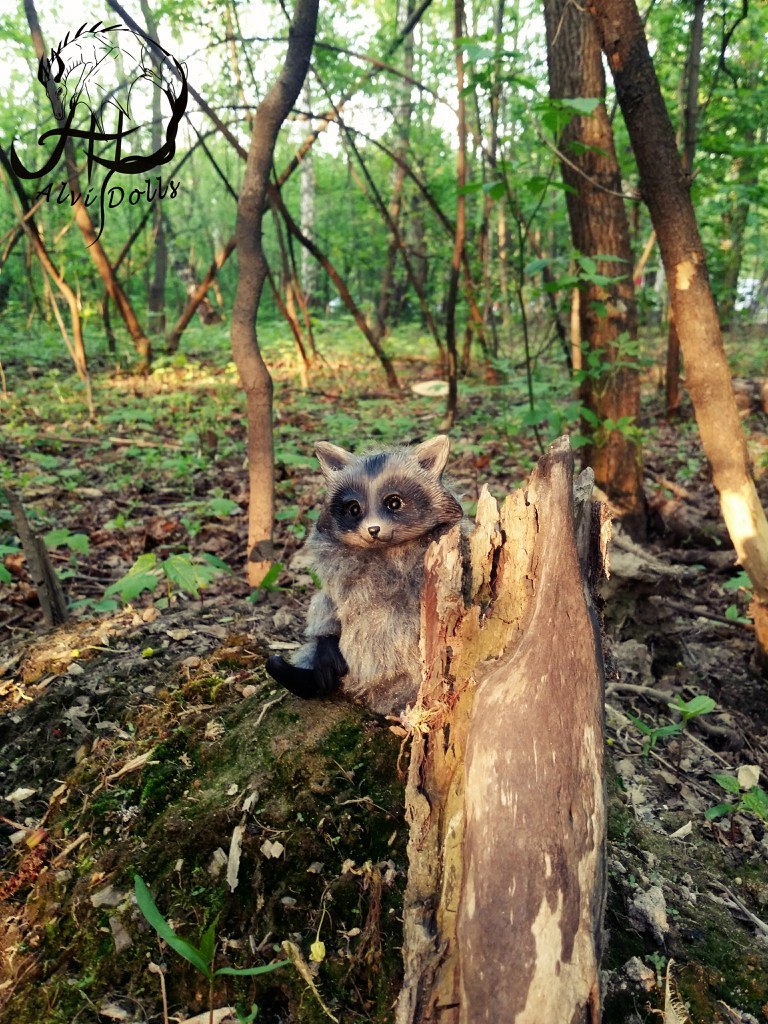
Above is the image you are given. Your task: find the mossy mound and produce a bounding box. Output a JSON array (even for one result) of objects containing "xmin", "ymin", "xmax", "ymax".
[{"xmin": 1, "ymin": 634, "xmax": 407, "ymax": 1024}]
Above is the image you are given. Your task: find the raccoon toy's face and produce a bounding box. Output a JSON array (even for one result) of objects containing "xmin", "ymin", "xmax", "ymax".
[{"xmin": 314, "ymin": 435, "xmax": 463, "ymax": 549}]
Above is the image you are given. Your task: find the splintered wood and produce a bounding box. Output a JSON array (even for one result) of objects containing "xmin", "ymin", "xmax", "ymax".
[{"xmin": 398, "ymin": 437, "xmax": 609, "ymax": 1024}]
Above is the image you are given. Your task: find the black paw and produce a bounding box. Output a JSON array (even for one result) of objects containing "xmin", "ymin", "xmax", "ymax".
[
  {"xmin": 265, "ymin": 638, "xmax": 347, "ymax": 701},
  {"xmin": 315, "ymin": 635, "xmax": 348, "ymax": 683}
]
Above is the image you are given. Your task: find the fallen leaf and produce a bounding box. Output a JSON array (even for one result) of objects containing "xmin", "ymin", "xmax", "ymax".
[
  {"xmin": 737, "ymin": 764, "xmax": 760, "ymax": 791},
  {"xmin": 166, "ymin": 628, "xmax": 193, "ymax": 641},
  {"xmin": 260, "ymin": 839, "xmax": 285, "ymax": 860},
  {"xmin": 667, "ymin": 821, "xmax": 693, "ymax": 841},
  {"xmin": 6, "ymin": 787, "xmax": 37, "ymax": 803},
  {"xmin": 227, "ymin": 825, "xmax": 244, "ymax": 892},
  {"xmin": 97, "ymin": 1000, "xmax": 131, "ymax": 1021}
]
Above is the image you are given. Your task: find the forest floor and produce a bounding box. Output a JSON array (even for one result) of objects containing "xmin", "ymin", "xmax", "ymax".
[{"xmin": 1, "ymin": 319, "xmax": 767, "ymax": 1024}]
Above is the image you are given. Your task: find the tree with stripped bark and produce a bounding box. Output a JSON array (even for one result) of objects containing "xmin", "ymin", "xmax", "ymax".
[{"xmin": 589, "ymin": 0, "xmax": 768, "ymax": 668}]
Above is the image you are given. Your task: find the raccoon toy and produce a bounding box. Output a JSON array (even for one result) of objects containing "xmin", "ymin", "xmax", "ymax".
[{"xmin": 266, "ymin": 435, "xmax": 464, "ymax": 716}]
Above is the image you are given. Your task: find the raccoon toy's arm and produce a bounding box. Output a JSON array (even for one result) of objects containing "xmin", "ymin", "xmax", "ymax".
[{"xmin": 265, "ymin": 592, "xmax": 348, "ymax": 699}]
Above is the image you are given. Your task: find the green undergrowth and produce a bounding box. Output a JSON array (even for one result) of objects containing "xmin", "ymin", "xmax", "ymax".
[{"xmin": 604, "ymin": 768, "xmax": 768, "ymax": 1022}]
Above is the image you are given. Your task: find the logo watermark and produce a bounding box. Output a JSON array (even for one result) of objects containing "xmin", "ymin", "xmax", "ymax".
[{"xmin": 10, "ymin": 20, "xmax": 188, "ymax": 242}]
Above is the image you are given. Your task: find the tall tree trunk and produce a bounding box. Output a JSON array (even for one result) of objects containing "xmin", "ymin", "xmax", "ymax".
[
  {"xmin": 373, "ymin": 0, "xmax": 415, "ymax": 343},
  {"xmin": 299, "ymin": 79, "xmax": 319, "ymax": 308},
  {"xmin": 167, "ymin": 238, "xmax": 236, "ymax": 352},
  {"xmin": 477, "ymin": 0, "xmax": 505, "ymax": 349},
  {"xmin": 718, "ymin": 125, "xmax": 761, "ymax": 328},
  {"xmin": 22, "ymin": 0, "xmax": 152, "ymax": 370},
  {"xmin": 589, "ymin": 0, "xmax": 768, "ymax": 667},
  {"xmin": 665, "ymin": 0, "xmax": 704, "ymax": 417},
  {"xmin": 443, "ymin": 0, "xmax": 467, "ymax": 429},
  {"xmin": 231, "ymin": 0, "xmax": 319, "ymax": 586},
  {"xmin": 140, "ymin": 0, "xmax": 168, "ymax": 337},
  {"xmin": 544, "ymin": 0, "xmax": 646, "ymax": 537},
  {"xmin": 269, "ymin": 183, "xmax": 401, "ymax": 390},
  {"xmin": 0, "ymin": 149, "xmax": 92, "ymax": 414}
]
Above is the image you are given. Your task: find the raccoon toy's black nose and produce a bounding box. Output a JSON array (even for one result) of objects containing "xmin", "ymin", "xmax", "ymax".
[{"xmin": 368, "ymin": 525, "xmax": 381, "ymax": 538}]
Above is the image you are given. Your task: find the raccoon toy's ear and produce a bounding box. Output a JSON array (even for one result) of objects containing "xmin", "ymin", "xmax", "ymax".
[
  {"xmin": 315, "ymin": 441, "xmax": 354, "ymax": 479},
  {"xmin": 412, "ymin": 435, "xmax": 451, "ymax": 478}
]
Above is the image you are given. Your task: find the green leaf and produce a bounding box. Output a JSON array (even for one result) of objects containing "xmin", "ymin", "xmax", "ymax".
[
  {"xmin": 560, "ymin": 96, "xmax": 601, "ymax": 116},
  {"xmin": 256, "ymin": 562, "xmax": 284, "ymax": 591},
  {"xmin": 133, "ymin": 875, "xmax": 212, "ymax": 980},
  {"xmin": 208, "ymin": 498, "xmax": 241, "ymax": 517},
  {"xmin": 125, "ymin": 553, "xmax": 159, "ymax": 576},
  {"xmin": 483, "ymin": 180, "xmax": 506, "ymax": 201},
  {"xmin": 215, "ymin": 960, "xmax": 290, "ymax": 977},
  {"xmin": 739, "ymin": 787, "xmax": 768, "ymax": 822},
  {"xmin": 525, "ymin": 257, "xmax": 554, "ymax": 276},
  {"xmin": 711, "ymin": 772, "xmax": 740, "ymax": 794},
  {"xmin": 723, "ymin": 571, "xmax": 752, "ymax": 593},
  {"xmin": 0, "ymin": 564, "xmax": 12, "ymax": 584},
  {"xmin": 198, "ymin": 919, "xmax": 218, "ymax": 970},
  {"xmin": 652, "ymin": 723, "xmax": 684, "ymax": 741},
  {"xmin": 705, "ymin": 802, "xmax": 734, "ymax": 821},
  {"xmin": 105, "ymin": 572, "xmax": 160, "ymax": 601},
  {"xmin": 627, "ymin": 713, "xmax": 652, "ymax": 736},
  {"xmin": 580, "ymin": 408, "xmax": 600, "ymax": 428},
  {"xmin": 44, "ymin": 528, "xmax": 90, "ymax": 555},
  {"xmin": 163, "ymin": 554, "xmax": 202, "ymax": 598},
  {"xmin": 198, "ymin": 552, "xmax": 232, "ymax": 573},
  {"xmin": 670, "ymin": 694, "xmax": 716, "ymax": 719},
  {"xmin": 235, "ymin": 1004, "xmax": 260, "ymax": 1024}
]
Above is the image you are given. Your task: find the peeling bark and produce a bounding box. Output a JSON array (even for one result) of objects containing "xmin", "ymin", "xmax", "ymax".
[{"xmin": 399, "ymin": 438, "xmax": 608, "ymax": 1022}]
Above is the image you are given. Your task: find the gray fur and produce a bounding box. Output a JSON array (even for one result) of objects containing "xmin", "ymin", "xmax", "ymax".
[{"xmin": 291, "ymin": 436, "xmax": 463, "ymax": 715}]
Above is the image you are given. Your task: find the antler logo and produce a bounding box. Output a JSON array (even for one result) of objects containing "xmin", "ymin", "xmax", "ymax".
[{"xmin": 11, "ymin": 20, "xmax": 188, "ymax": 240}]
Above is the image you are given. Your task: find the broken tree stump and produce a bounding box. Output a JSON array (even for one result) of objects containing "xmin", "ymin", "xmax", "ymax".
[{"xmin": 397, "ymin": 436, "xmax": 610, "ymax": 1024}]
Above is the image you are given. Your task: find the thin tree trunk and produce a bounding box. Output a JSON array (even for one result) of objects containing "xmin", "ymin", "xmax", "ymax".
[
  {"xmin": 590, "ymin": 0, "xmax": 768, "ymax": 667},
  {"xmin": 477, "ymin": 0, "xmax": 505, "ymax": 351},
  {"xmin": 269, "ymin": 183, "xmax": 401, "ymax": 390},
  {"xmin": 718, "ymin": 126, "xmax": 761, "ymax": 328},
  {"xmin": 335, "ymin": 108, "xmax": 445, "ymax": 359},
  {"xmin": 22, "ymin": 0, "xmax": 152, "ymax": 370},
  {"xmin": 373, "ymin": 0, "xmax": 415, "ymax": 343},
  {"xmin": 140, "ymin": 0, "xmax": 168, "ymax": 337},
  {"xmin": 3, "ymin": 487, "xmax": 69, "ymax": 627},
  {"xmin": 269, "ymin": 201, "xmax": 311, "ymax": 374},
  {"xmin": 545, "ymin": 0, "xmax": 646, "ymax": 537},
  {"xmin": 0, "ymin": 149, "xmax": 92, "ymax": 414},
  {"xmin": 230, "ymin": 0, "xmax": 319, "ymax": 586},
  {"xmin": 666, "ymin": 0, "xmax": 704, "ymax": 416},
  {"xmin": 299, "ymin": 79, "xmax": 319, "ymax": 308},
  {"xmin": 167, "ymin": 238, "xmax": 236, "ymax": 352},
  {"xmin": 443, "ymin": 0, "xmax": 467, "ymax": 430}
]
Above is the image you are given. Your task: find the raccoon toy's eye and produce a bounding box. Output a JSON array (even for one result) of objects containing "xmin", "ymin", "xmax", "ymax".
[
  {"xmin": 345, "ymin": 500, "xmax": 362, "ymax": 518},
  {"xmin": 384, "ymin": 494, "xmax": 403, "ymax": 512}
]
